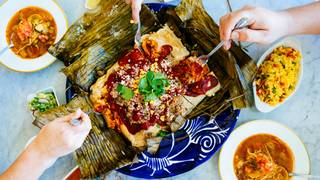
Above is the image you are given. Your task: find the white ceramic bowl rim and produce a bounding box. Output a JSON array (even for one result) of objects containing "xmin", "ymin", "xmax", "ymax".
[{"xmin": 0, "ymin": 0, "xmax": 68, "ymax": 72}]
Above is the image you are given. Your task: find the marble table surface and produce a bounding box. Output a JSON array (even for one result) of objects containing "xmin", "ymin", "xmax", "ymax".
[{"xmin": 0, "ymin": 0, "xmax": 318, "ymax": 179}]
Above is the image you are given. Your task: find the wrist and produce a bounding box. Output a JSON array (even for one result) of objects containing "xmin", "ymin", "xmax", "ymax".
[
  {"xmin": 279, "ymin": 10, "xmax": 295, "ymax": 36},
  {"xmin": 26, "ymin": 141, "xmax": 57, "ymax": 168}
]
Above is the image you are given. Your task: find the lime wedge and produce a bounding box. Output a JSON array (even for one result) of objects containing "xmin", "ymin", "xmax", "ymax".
[{"xmin": 85, "ymin": 0, "xmax": 101, "ymax": 10}]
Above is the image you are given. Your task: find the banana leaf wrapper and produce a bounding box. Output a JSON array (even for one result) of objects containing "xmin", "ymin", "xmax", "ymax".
[
  {"xmin": 33, "ymin": 95, "xmax": 136, "ymax": 179},
  {"xmin": 33, "ymin": 95, "xmax": 93, "ymax": 128},
  {"xmin": 49, "ymin": 0, "xmax": 160, "ymax": 91}
]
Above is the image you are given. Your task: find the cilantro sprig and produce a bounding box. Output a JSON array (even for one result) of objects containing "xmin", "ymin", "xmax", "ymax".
[
  {"xmin": 117, "ymin": 84, "xmax": 134, "ymax": 100},
  {"xmin": 139, "ymin": 71, "xmax": 169, "ymax": 102}
]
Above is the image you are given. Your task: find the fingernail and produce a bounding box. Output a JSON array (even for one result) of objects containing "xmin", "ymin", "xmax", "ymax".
[
  {"xmin": 231, "ymin": 32, "xmax": 239, "ymax": 40},
  {"xmin": 223, "ymin": 44, "xmax": 228, "ymax": 50},
  {"xmin": 226, "ymin": 42, "xmax": 231, "ymax": 50},
  {"xmin": 223, "ymin": 41, "xmax": 231, "ymax": 51}
]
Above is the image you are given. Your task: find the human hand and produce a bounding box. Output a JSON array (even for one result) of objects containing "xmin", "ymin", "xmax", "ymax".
[
  {"xmin": 0, "ymin": 110, "xmax": 91, "ymax": 180},
  {"xmin": 219, "ymin": 6, "xmax": 291, "ymax": 50},
  {"xmin": 126, "ymin": 0, "xmax": 144, "ymax": 22},
  {"xmin": 29, "ymin": 109, "xmax": 92, "ymax": 160}
]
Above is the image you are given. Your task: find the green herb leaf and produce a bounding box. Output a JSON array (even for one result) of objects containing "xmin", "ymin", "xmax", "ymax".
[
  {"xmin": 157, "ymin": 130, "xmax": 170, "ymax": 137},
  {"xmin": 139, "ymin": 77, "xmax": 151, "ymax": 94},
  {"xmin": 151, "ymin": 79, "xmax": 164, "ymax": 94},
  {"xmin": 138, "ymin": 71, "xmax": 169, "ymax": 102},
  {"xmin": 117, "ymin": 84, "xmax": 134, "ymax": 100},
  {"xmin": 146, "ymin": 71, "xmax": 154, "ymax": 84},
  {"xmin": 163, "ymin": 79, "xmax": 169, "ymax": 86},
  {"xmin": 153, "ymin": 72, "xmax": 166, "ymax": 80}
]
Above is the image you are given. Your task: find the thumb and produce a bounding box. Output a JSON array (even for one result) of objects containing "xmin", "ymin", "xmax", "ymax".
[
  {"xmin": 72, "ymin": 112, "xmax": 92, "ymax": 133},
  {"xmin": 60, "ymin": 109, "xmax": 82, "ymax": 122},
  {"xmin": 231, "ymin": 29, "xmax": 269, "ymax": 44}
]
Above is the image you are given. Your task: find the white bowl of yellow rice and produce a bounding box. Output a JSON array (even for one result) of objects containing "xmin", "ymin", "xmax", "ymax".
[{"xmin": 253, "ymin": 37, "xmax": 303, "ymax": 113}]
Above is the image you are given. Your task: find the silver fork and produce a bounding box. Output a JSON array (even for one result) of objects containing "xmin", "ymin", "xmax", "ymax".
[
  {"xmin": 198, "ymin": 17, "xmax": 250, "ymax": 64},
  {"xmin": 134, "ymin": 12, "xmax": 143, "ymax": 52}
]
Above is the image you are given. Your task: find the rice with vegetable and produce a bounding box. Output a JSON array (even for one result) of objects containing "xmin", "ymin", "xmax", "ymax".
[{"xmin": 255, "ymin": 46, "xmax": 301, "ymax": 106}]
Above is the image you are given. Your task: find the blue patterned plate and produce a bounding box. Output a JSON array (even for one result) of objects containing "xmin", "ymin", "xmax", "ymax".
[{"xmin": 66, "ymin": 3, "xmax": 239, "ymax": 178}]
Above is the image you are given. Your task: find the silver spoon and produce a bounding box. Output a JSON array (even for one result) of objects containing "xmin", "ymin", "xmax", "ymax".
[
  {"xmin": 289, "ymin": 172, "xmax": 320, "ymax": 179},
  {"xmin": 134, "ymin": 12, "xmax": 143, "ymax": 52},
  {"xmin": 278, "ymin": 165, "xmax": 320, "ymax": 179},
  {"xmin": 199, "ymin": 17, "xmax": 250, "ymax": 64},
  {"xmin": 0, "ymin": 34, "xmax": 14, "ymax": 56}
]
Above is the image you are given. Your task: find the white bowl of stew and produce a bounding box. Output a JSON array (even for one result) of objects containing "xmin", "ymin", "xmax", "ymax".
[
  {"xmin": 218, "ymin": 120, "xmax": 310, "ymax": 180},
  {"xmin": 0, "ymin": 0, "xmax": 68, "ymax": 72}
]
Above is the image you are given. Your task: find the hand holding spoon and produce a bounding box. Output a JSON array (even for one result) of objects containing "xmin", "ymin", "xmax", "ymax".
[
  {"xmin": 69, "ymin": 110, "xmax": 101, "ymax": 126},
  {"xmin": 199, "ymin": 17, "xmax": 250, "ymax": 64}
]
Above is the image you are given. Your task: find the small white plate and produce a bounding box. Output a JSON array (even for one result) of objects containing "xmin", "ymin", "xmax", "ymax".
[
  {"xmin": 0, "ymin": 0, "xmax": 68, "ymax": 72},
  {"xmin": 218, "ymin": 120, "xmax": 310, "ymax": 180},
  {"xmin": 253, "ymin": 37, "xmax": 303, "ymax": 113}
]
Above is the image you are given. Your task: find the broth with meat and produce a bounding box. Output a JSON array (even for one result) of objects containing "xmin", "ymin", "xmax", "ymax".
[
  {"xmin": 6, "ymin": 6, "xmax": 57, "ymax": 59},
  {"xmin": 234, "ymin": 134, "xmax": 294, "ymax": 180}
]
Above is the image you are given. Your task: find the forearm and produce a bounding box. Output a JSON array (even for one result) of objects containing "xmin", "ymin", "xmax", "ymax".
[
  {"xmin": 0, "ymin": 143, "xmax": 57, "ymax": 180},
  {"xmin": 0, "ymin": 110, "xmax": 91, "ymax": 180},
  {"xmin": 284, "ymin": 1, "xmax": 320, "ymax": 35}
]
